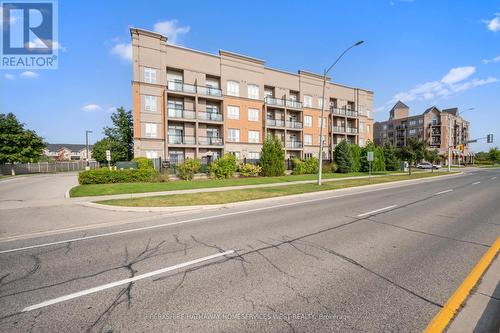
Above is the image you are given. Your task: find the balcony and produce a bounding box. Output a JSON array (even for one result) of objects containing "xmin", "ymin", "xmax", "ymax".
[
  {"xmin": 286, "ymin": 100, "xmax": 303, "ymax": 109},
  {"xmin": 198, "ymin": 111, "xmax": 223, "ymax": 122},
  {"xmin": 266, "ymin": 119, "xmax": 285, "ymax": 127},
  {"xmin": 286, "ymin": 141, "xmax": 303, "ymax": 149},
  {"xmin": 332, "ymin": 126, "xmax": 345, "ymax": 133},
  {"xmin": 167, "ymin": 108, "xmax": 196, "ymax": 120},
  {"xmin": 197, "ymin": 86, "xmax": 223, "ymax": 97},
  {"xmin": 167, "ymin": 81, "xmax": 196, "ymax": 94},
  {"xmin": 331, "ymin": 107, "xmax": 358, "ymax": 117},
  {"xmin": 286, "ymin": 121, "xmax": 303, "ymax": 129},
  {"xmin": 346, "ymin": 127, "xmax": 358, "ymax": 134},
  {"xmin": 265, "ymin": 96, "xmax": 285, "ymax": 107},
  {"xmin": 168, "ymin": 135, "xmax": 196, "ymax": 145},
  {"xmin": 198, "ymin": 136, "xmax": 223, "ymax": 146}
]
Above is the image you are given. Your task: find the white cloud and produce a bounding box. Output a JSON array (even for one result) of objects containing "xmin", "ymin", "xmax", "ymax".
[
  {"xmin": 374, "ymin": 65, "xmax": 498, "ymax": 112},
  {"xmin": 26, "ymin": 38, "xmax": 67, "ymax": 52},
  {"xmin": 107, "ymin": 106, "xmax": 117, "ymax": 113},
  {"xmin": 110, "ymin": 42, "xmax": 132, "ymax": 61},
  {"xmin": 483, "ymin": 55, "xmax": 500, "ymax": 64},
  {"xmin": 20, "ymin": 71, "xmax": 39, "ymax": 79},
  {"xmin": 4, "ymin": 74, "xmax": 15, "ymax": 80},
  {"xmin": 484, "ymin": 14, "xmax": 500, "ymax": 32},
  {"xmin": 153, "ymin": 19, "xmax": 190, "ymax": 44},
  {"xmin": 82, "ymin": 104, "xmax": 102, "ymax": 112}
]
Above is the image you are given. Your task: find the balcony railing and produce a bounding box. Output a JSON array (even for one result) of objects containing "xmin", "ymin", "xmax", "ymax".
[
  {"xmin": 197, "ymin": 86, "xmax": 223, "ymax": 97},
  {"xmin": 346, "ymin": 127, "xmax": 358, "ymax": 134},
  {"xmin": 286, "ymin": 141, "xmax": 303, "ymax": 149},
  {"xmin": 331, "ymin": 107, "xmax": 358, "ymax": 117},
  {"xmin": 286, "ymin": 99, "xmax": 303, "ymax": 109},
  {"xmin": 198, "ymin": 136, "xmax": 223, "ymax": 146},
  {"xmin": 168, "ymin": 135, "xmax": 196, "ymax": 145},
  {"xmin": 286, "ymin": 121, "xmax": 303, "ymax": 129},
  {"xmin": 266, "ymin": 119, "xmax": 285, "ymax": 127},
  {"xmin": 332, "ymin": 126, "xmax": 345, "ymax": 133},
  {"xmin": 167, "ymin": 81, "xmax": 222, "ymax": 97},
  {"xmin": 198, "ymin": 111, "xmax": 223, "ymax": 122},
  {"xmin": 265, "ymin": 96, "xmax": 285, "ymax": 107},
  {"xmin": 167, "ymin": 108, "xmax": 196, "ymax": 120}
]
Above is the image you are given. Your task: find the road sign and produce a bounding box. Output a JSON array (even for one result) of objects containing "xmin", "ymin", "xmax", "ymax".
[
  {"xmin": 458, "ymin": 144, "xmax": 464, "ymax": 151},
  {"xmin": 105, "ymin": 150, "xmax": 111, "ymax": 161},
  {"xmin": 367, "ymin": 151, "xmax": 374, "ymax": 161},
  {"xmin": 487, "ymin": 134, "xmax": 494, "ymax": 143}
]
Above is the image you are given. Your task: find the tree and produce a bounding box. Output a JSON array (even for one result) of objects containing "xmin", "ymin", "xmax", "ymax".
[
  {"xmin": 259, "ymin": 135, "xmax": 285, "ymax": 176},
  {"xmin": 397, "ymin": 138, "xmax": 425, "ymax": 175},
  {"xmin": 383, "ymin": 141, "xmax": 400, "ymax": 171},
  {"xmin": 102, "ymin": 107, "xmax": 134, "ymax": 162},
  {"xmin": 91, "ymin": 138, "xmax": 121, "ymax": 164},
  {"xmin": 334, "ymin": 139, "xmax": 353, "ymax": 173},
  {"xmin": 350, "ymin": 144, "xmax": 361, "ymax": 172},
  {"xmin": 424, "ymin": 148, "xmax": 440, "ymax": 173},
  {"xmin": 360, "ymin": 141, "xmax": 385, "ymax": 172},
  {"xmin": 488, "ymin": 147, "xmax": 500, "ymax": 165},
  {"xmin": 0, "ymin": 113, "xmax": 45, "ymax": 164}
]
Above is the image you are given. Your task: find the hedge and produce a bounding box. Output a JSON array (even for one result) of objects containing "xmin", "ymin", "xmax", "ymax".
[{"xmin": 78, "ymin": 168, "xmax": 157, "ymax": 184}]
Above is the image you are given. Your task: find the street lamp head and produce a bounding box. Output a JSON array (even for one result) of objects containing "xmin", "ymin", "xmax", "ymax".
[{"xmin": 355, "ymin": 40, "xmax": 364, "ymax": 46}]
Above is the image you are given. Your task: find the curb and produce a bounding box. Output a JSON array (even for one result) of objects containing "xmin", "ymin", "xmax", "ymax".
[{"xmin": 423, "ymin": 236, "xmax": 500, "ymax": 333}]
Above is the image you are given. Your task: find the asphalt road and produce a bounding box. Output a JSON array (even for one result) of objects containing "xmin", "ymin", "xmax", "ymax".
[{"xmin": 0, "ymin": 168, "xmax": 499, "ymax": 332}]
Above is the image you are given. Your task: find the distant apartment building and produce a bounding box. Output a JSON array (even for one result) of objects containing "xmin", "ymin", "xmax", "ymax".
[
  {"xmin": 374, "ymin": 101, "xmax": 472, "ymax": 163},
  {"xmin": 44, "ymin": 144, "xmax": 93, "ymax": 161},
  {"xmin": 130, "ymin": 28, "xmax": 373, "ymax": 164}
]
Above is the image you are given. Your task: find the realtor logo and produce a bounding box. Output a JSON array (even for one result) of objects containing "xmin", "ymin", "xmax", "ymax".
[{"xmin": 1, "ymin": 0, "xmax": 58, "ymax": 69}]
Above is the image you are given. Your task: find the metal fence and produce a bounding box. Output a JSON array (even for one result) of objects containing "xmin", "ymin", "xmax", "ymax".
[{"xmin": 0, "ymin": 161, "xmax": 100, "ymax": 175}]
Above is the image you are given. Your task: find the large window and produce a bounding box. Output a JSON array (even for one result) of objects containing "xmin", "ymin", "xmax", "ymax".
[
  {"xmin": 304, "ymin": 134, "xmax": 313, "ymax": 145},
  {"xmin": 247, "ymin": 84, "xmax": 260, "ymax": 99},
  {"xmin": 248, "ymin": 108, "xmax": 259, "ymax": 121},
  {"xmin": 248, "ymin": 130, "xmax": 260, "ymax": 143},
  {"xmin": 145, "ymin": 123, "xmax": 158, "ymax": 138},
  {"xmin": 144, "ymin": 67, "xmax": 157, "ymax": 84},
  {"xmin": 227, "ymin": 106, "xmax": 240, "ymax": 120},
  {"xmin": 248, "ymin": 152, "xmax": 260, "ymax": 159},
  {"xmin": 303, "ymin": 95, "xmax": 312, "ymax": 107},
  {"xmin": 228, "ymin": 129, "xmax": 240, "ymax": 142},
  {"xmin": 227, "ymin": 80, "xmax": 240, "ymax": 96},
  {"xmin": 144, "ymin": 95, "xmax": 157, "ymax": 112},
  {"xmin": 304, "ymin": 115, "xmax": 312, "ymax": 128}
]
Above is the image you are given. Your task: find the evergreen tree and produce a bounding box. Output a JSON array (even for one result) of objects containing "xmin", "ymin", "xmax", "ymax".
[
  {"xmin": 350, "ymin": 144, "xmax": 361, "ymax": 172},
  {"xmin": 383, "ymin": 141, "xmax": 400, "ymax": 171},
  {"xmin": 360, "ymin": 141, "xmax": 385, "ymax": 172},
  {"xmin": 0, "ymin": 113, "xmax": 45, "ymax": 163},
  {"xmin": 259, "ymin": 135, "xmax": 285, "ymax": 176},
  {"xmin": 103, "ymin": 107, "xmax": 134, "ymax": 161},
  {"xmin": 334, "ymin": 139, "xmax": 353, "ymax": 173}
]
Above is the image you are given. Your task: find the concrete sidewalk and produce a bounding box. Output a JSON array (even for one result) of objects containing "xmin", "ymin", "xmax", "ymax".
[{"xmin": 447, "ymin": 254, "xmax": 500, "ymax": 333}]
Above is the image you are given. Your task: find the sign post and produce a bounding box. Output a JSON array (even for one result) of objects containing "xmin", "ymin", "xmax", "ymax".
[
  {"xmin": 106, "ymin": 150, "xmax": 111, "ymax": 169},
  {"xmin": 367, "ymin": 151, "xmax": 374, "ymax": 181}
]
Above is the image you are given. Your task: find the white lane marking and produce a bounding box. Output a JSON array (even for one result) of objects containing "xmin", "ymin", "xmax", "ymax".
[
  {"xmin": 492, "ymin": 177, "xmax": 497, "ymax": 180},
  {"xmin": 356, "ymin": 205, "xmax": 397, "ymax": 217},
  {"xmin": 22, "ymin": 250, "xmax": 234, "ymax": 312},
  {"xmin": 469, "ymin": 173, "xmax": 475, "ymax": 175},
  {"xmin": 0, "ymin": 173, "xmax": 459, "ymax": 254},
  {"xmin": 434, "ymin": 189, "xmax": 454, "ymax": 195},
  {"xmin": 472, "ymin": 181, "xmax": 481, "ymax": 185}
]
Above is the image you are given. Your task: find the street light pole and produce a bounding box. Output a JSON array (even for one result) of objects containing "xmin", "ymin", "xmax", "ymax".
[
  {"xmin": 85, "ymin": 130, "xmax": 92, "ymax": 167},
  {"xmin": 317, "ymin": 40, "xmax": 364, "ymax": 185}
]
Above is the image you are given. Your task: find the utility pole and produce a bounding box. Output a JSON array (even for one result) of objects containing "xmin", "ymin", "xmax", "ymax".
[{"xmin": 85, "ymin": 130, "xmax": 92, "ymax": 169}]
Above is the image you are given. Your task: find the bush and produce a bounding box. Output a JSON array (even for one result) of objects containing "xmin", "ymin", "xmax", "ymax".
[
  {"xmin": 361, "ymin": 141, "xmax": 386, "ymax": 172},
  {"xmin": 350, "ymin": 144, "xmax": 361, "ymax": 172},
  {"xmin": 154, "ymin": 172, "xmax": 170, "ymax": 182},
  {"xmin": 322, "ymin": 162, "xmax": 337, "ymax": 173},
  {"xmin": 176, "ymin": 158, "xmax": 201, "ymax": 180},
  {"xmin": 304, "ymin": 157, "xmax": 319, "ymax": 174},
  {"xmin": 78, "ymin": 168, "xmax": 157, "ymax": 184},
  {"xmin": 133, "ymin": 157, "xmax": 154, "ymax": 170},
  {"xmin": 383, "ymin": 141, "xmax": 400, "ymax": 171},
  {"xmin": 292, "ymin": 157, "xmax": 306, "ymax": 175},
  {"xmin": 260, "ymin": 136, "xmax": 285, "ymax": 176},
  {"xmin": 238, "ymin": 163, "xmax": 262, "ymax": 177},
  {"xmin": 210, "ymin": 153, "xmax": 237, "ymax": 179},
  {"xmin": 334, "ymin": 140, "xmax": 353, "ymax": 173}
]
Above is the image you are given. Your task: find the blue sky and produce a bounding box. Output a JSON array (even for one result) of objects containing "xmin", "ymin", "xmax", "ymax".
[{"xmin": 1, "ymin": 0, "xmax": 499, "ymax": 152}]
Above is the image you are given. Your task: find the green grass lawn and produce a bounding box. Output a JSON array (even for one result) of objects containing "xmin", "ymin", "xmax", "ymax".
[
  {"xmin": 97, "ymin": 172, "xmax": 449, "ymax": 207},
  {"xmin": 70, "ymin": 171, "xmax": 403, "ymax": 197}
]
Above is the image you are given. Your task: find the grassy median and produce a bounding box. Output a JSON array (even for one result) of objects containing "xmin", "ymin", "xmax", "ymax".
[
  {"xmin": 96, "ymin": 172, "xmax": 450, "ymax": 207},
  {"xmin": 70, "ymin": 171, "xmax": 401, "ymax": 197}
]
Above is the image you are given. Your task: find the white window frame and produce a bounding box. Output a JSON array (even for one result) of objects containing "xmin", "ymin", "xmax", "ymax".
[
  {"xmin": 144, "ymin": 67, "xmax": 157, "ymax": 84},
  {"xmin": 228, "ymin": 128, "xmax": 240, "ymax": 142},
  {"xmin": 248, "ymin": 130, "xmax": 260, "ymax": 143},
  {"xmin": 248, "ymin": 108, "xmax": 259, "ymax": 122},
  {"xmin": 247, "ymin": 84, "xmax": 259, "ymax": 100},
  {"xmin": 304, "ymin": 115, "xmax": 313, "ymax": 128},
  {"xmin": 145, "ymin": 151, "xmax": 158, "ymax": 159},
  {"xmin": 227, "ymin": 106, "xmax": 240, "ymax": 120},
  {"xmin": 227, "ymin": 80, "xmax": 240, "ymax": 96},
  {"xmin": 304, "ymin": 134, "xmax": 313, "ymax": 146},
  {"xmin": 248, "ymin": 152, "xmax": 260, "ymax": 159},
  {"xmin": 145, "ymin": 123, "xmax": 158, "ymax": 138},
  {"xmin": 303, "ymin": 95, "xmax": 312, "ymax": 107},
  {"xmin": 144, "ymin": 95, "xmax": 157, "ymax": 112}
]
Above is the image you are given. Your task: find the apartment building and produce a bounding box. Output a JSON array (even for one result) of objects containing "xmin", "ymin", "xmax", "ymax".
[
  {"xmin": 374, "ymin": 101, "xmax": 472, "ymax": 163},
  {"xmin": 131, "ymin": 28, "xmax": 373, "ymax": 164}
]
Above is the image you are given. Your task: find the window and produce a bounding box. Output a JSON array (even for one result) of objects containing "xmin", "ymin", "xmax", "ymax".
[
  {"xmin": 248, "ymin": 108, "xmax": 259, "ymax": 121},
  {"xmin": 229, "ymin": 151, "xmax": 241, "ymax": 159},
  {"xmin": 317, "ymin": 98, "xmax": 323, "ymax": 109},
  {"xmin": 227, "ymin": 106, "xmax": 240, "ymax": 120},
  {"xmin": 227, "ymin": 80, "xmax": 240, "ymax": 96},
  {"xmin": 144, "ymin": 95, "xmax": 157, "ymax": 112},
  {"xmin": 145, "ymin": 151, "xmax": 158, "ymax": 159},
  {"xmin": 248, "ymin": 130, "xmax": 260, "ymax": 143},
  {"xmin": 247, "ymin": 84, "xmax": 259, "ymax": 99},
  {"xmin": 248, "ymin": 152, "xmax": 260, "ymax": 159},
  {"xmin": 410, "ymin": 120, "xmax": 417, "ymax": 126},
  {"xmin": 318, "ymin": 117, "xmax": 326, "ymax": 128},
  {"xmin": 304, "ymin": 153, "xmax": 313, "ymax": 159},
  {"xmin": 359, "ymin": 122, "xmax": 365, "ymax": 133},
  {"xmin": 383, "ymin": 124, "xmax": 387, "ymax": 130},
  {"xmin": 303, "ymin": 95, "xmax": 312, "ymax": 107},
  {"xmin": 206, "ymin": 77, "xmax": 219, "ymax": 89},
  {"xmin": 144, "ymin": 68, "xmax": 157, "ymax": 84},
  {"xmin": 228, "ymin": 129, "xmax": 240, "ymax": 142},
  {"xmin": 206, "ymin": 103, "xmax": 219, "ymax": 114},
  {"xmin": 145, "ymin": 123, "xmax": 158, "ymax": 138},
  {"xmin": 359, "ymin": 138, "xmax": 365, "ymax": 146},
  {"xmin": 304, "ymin": 134, "xmax": 313, "ymax": 145},
  {"xmin": 409, "ymin": 129, "xmax": 416, "ymax": 135},
  {"xmin": 304, "ymin": 115, "xmax": 313, "ymax": 128},
  {"xmin": 419, "ymin": 118, "xmax": 423, "ymax": 124}
]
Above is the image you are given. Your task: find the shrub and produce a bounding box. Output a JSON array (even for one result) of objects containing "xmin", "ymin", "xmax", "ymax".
[
  {"xmin": 78, "ymin": 168, "xmax": 156, "ymax": 184},
  {"xmin": 238, "ymin": 163, "xmax": 262, "ymax": 177},
  {"xmin": 361, "ymin": 141, "xmax": 386, "ymax": 172},
  {"xmin": 350, "ymin": 144, "xmax": 361, "ymax": 172},
  {"xmin": 383, "ymin": 141, "xmax": 400, "ymax": 171},
  {"xmin": 154, "ymin": 172, "xmax": 170, "ymax": 182},
  {"xmin": 292, "ymin": 157, "xmax": 306, "ymax": 175},
  {"xmin": 133, "ymin": 157, "xmax": 154, "ymax": 170},
  {"xmin": 304, "ymin": 157, "xmax": 319, "ymax": 174},
  {"xmin": 260, "ymin": 136, "xmax": 285, "ymax": 176},
  {"xmin": 176, "ymin": 158, "xmax": 201, "ymax": 180},
  {"xmin": 334, "ymin": 140, "xmax": 353, "ymax": 173},
  {"xmin": 322, "ymin": 162, "xmax": 338, "ymax": 173},
  {"xmin": 210, "ymin": 153, "xmax": 237, "ymax": 179}
]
